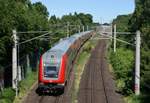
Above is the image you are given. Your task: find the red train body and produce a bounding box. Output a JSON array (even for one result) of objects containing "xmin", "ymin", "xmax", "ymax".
[{"xmin": 36, "ymin": 31, "xmax": 93, "ymax": 95}]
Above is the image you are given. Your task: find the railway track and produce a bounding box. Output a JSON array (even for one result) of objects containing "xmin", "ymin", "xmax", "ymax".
[
  {"xmin": 78, "ymin": 39, "xmax": 123, "ymax": 103},
  {"xmin": 22, "ymin": 68, "xmax": 73, "ymax": 103}
]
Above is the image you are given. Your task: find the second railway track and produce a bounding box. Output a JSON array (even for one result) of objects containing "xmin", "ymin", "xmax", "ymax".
[{"xmin": 78, "ymin": 39, "xmax": 123, "ymax": 103}]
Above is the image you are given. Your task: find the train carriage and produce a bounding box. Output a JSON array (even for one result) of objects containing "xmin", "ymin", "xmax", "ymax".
[{"xmin": 36, "ymin": 31, "xmax": 93, "ymax": 95}]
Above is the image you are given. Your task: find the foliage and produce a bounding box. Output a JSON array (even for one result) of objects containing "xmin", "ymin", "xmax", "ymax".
[
  {"xmin": 110, "ymin": 0, "xmax": 150, "ymax": 99},
  {"xmin": 112, "ymin": 1, "xmax": 150, "ymax": 102},
  {"xmin": 0, "ymin": 88, "xmax": 15, "ymax": 103},
  {"xmin": 113, "ymin": 14, "xmax": 132, "ymax": 32},
  {"xmin": 124, "ymin": 94, "xmax": 141, "ymax": 103},
  {"xmin": 124, "ymin": 94, "xmax": 150, "ymax": 103},
  {"xmin": 0, "ymin": 0, "xmax": 96, "ymax": 87},
  {"xmin": 112, "ymin": 14, "xmax": 134, "ymax": 48},
  {"xmin": 0, "ymin": 0, "xmax": 49, "ymax": 74},
  {"xmin": 13, "ymin": 71, "xmax": 37, "ymax": 103},
  {"xmin": 109, "ymin": 48, "xmax": 134, "ymax": 95},
  {"xmin": 129, "ymin": 0, "xmax": 150, "ymax": 96},
  {"xmin": 49, "ymin": 12, "xmax": 94, "ymax": 38},
  {"xmin": 61, "ymin": 12, "xmax": 93, "ymax": 26}
]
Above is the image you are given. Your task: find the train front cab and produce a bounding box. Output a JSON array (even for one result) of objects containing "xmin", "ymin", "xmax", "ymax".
[{"xmin": 36, "ymin": 53, "xmax": 67, "ymax": 95}]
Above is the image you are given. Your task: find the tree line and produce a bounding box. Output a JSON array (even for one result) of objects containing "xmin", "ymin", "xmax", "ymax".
[
  {"xmin": 113, "ymin": 0, "xmax": 150, "ymax": 102},
  {"xmin": 0, "ymin": 0, "xmax": 95, "ymax": 87}
]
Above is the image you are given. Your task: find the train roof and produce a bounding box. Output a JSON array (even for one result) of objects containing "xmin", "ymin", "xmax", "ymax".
[
  {"xmin": 46, "ymin": 31, "xmax": 92, "ymax": 53},
  {"xmin": 42, "ymin": 31, "xmax": 92, "ymax": 62}
]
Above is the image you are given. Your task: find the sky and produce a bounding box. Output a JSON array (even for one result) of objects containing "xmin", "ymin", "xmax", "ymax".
[{"xmin": 31, "ymin": 0, "xmax": 135, "ymax": 23}]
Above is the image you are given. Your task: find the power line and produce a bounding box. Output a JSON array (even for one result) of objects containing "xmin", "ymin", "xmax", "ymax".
[
  {"xmin": 94, "ymin": 34, "xmax": 135, "ymax": 46},
  {"xmin": 18, "ymin": 32, "xmax": 52, "ymax": 45},
  {"xmin": 17, "ymin": 31, "xmax": 49, "ymax": 34},
  {"xmin": 100, "ymin": 32, "xmax": 135, "ymax": 35},
  {"xmin": 116, "ymin": 32, "xmax": 135, "ymax": 35}
]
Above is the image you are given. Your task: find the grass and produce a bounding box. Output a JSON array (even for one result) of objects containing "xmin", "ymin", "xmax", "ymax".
[
  {"xmin": 13, "ymin": 71, "xmax": 37, "ymax": 103},
  {"xmin": 124, "ymin": 94, "xmax": 141, "ymax": 103},
  {"xmin": 0, "ymin": 70, "xmax": 37, "ymax": 103},
  {"xmin": 0, "ymin": 88, "xmax": 15, "ymax": 103},
  {"xmin": 124, "ymin": 94, "xmax": 150, "ymax": 103},
  {"xmin": 71, "ymin": 36, "xmax": 99, "ymax": 103}
]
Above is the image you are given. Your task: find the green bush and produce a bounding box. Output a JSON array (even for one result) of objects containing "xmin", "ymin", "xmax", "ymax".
[
  {"xmin": 109, "ymin": 48, "xmax": 134, "ymax": 95},
  {"xmin": 124, "ymin": 94, "xmax": 141, "ymax": 103},
  {"xmin": 0, "ymin": 72, "xmax": 37, "ymax": 103},
  {"xmin": 83, "ymin": 41, "xmax": 92, "ymax": 53},
  {"xmin": 19, "ymin": 71, "xmax": 37, "ymax": 94},
  {"xmin": 0, "ymin": 88, "xmax": 15, "ymax": 103},
  {"xmin": 13, "ymin": 71, "xmax": 37, "ymax": 103}
]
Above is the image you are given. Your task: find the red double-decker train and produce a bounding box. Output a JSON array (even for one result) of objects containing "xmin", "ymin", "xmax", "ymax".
[{"xmin": 36, "ymin": 31, "xmax": 93, "ymax": 95}]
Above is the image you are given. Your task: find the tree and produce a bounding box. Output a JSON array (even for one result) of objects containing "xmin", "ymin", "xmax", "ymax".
[
  {"xmin": 32, "ymin": 2, "xmax": 49, "ymax": 17},
  {"xmin": 49, "ymin": 15, "xmax": 57, "ymax": 24},
  {"xmin": 113, "ymin": 0, "xmax": 150, "ymax": 97},
  {"xmin": 0, "ymin": 0, "xmax": 50, "ymax": 87},
  {"xmin": 129, "ymin": 0, "xmax": 150, "ymax": 95}
]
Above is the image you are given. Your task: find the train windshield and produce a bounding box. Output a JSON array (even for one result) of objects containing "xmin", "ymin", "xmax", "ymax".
[{"xmin": 44, "ymin": 66, "xmax": 58, "ymax": 78}]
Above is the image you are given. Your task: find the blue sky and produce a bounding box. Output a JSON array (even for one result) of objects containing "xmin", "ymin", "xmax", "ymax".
[{"xmin": 31, "ymin": 0, "xmax": 135, "ymax": 23}]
